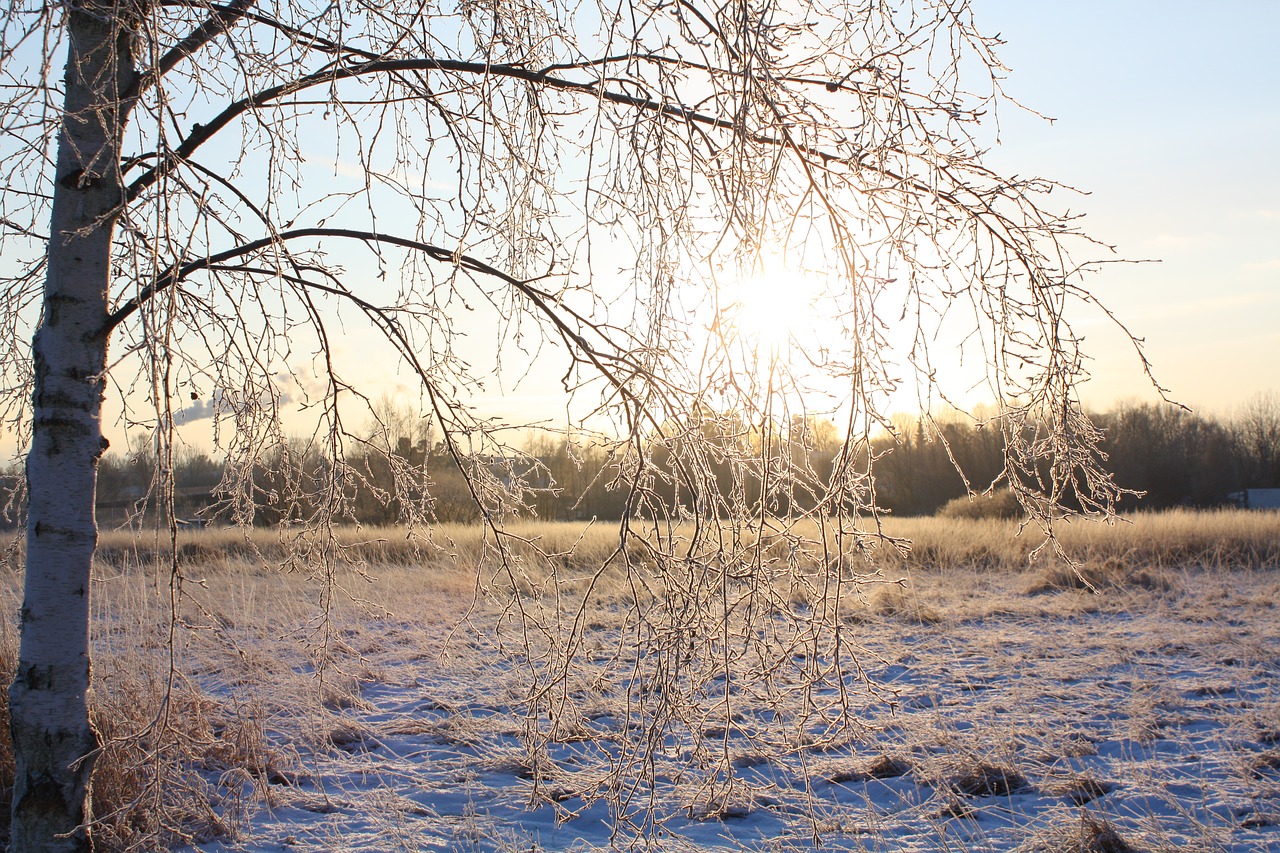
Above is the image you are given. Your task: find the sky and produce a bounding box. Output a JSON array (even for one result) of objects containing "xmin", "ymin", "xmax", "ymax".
[
  {"xmin": 970, "ymin": 0, "xmax": 1279, "ymax": 416},
  {"xmin": 5, "ymin": 1, "xmax": 1277, "ymax": 460},
  {"xmin": 464, "ymin": 0, "xmax": 1280, "ymax": 428}
]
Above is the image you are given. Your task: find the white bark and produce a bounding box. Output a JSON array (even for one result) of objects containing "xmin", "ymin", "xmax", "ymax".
[{"xmin": 10, "ymin": 4, "xmax": 140, "ymax": 850}]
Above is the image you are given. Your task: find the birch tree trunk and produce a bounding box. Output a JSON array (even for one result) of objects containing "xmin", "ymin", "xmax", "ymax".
[{"xmin": 10, "ymin": 3, "xmax": 139, "ymax": 850}]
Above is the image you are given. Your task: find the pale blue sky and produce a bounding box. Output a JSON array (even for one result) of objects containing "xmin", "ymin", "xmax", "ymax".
[
  {"xmin": 464, "ymin": 1, "xmax": 1280, "ymax": 426},
  {"xmin": 241, "ymin": 1, "xmax": 1280, "ymax": 438},
  {"xmin": 466, "ymin": 1, "xmax": 1280, "ymax": 426},
  {"xmin": 973, "ymin": 0, "xmax": 1279, "ymax": 414},
  {"xmin": 9, "ymin": 1, "xmax": 1275, "ymax": 460}
]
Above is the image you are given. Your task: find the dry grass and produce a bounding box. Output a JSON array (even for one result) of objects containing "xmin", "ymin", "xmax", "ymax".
[
  {"xmin": 0, "ymin": 620, "xmax": 269, "ymax": 850},
  {"xmin": 0, "ymin": 508, "xmax": 1276, "ymax": 849},
  {"xmin": 89, "ymin": 507, "xmax": 1280, "ymax": 582},
  {"xmin": 1022, "ymin": 557, "xmax": 1177, "ymax": 595},
  {"xmin": 94, "ymin": 519, "xmax": 632, "ymax": 578},
  {"xmin": 945, "ymin": 759, "xmax": 1028, "ymax": 798},
  {"xmin": 823, "ymin": 753, "xmax": 912, "ymax": 784},
  {"xmin": 1047, "ymin": 772, "xmax": 1114, "ymax": 807},
  {"xmin": 86, "ymin": 663, "xmax": 269, "ymax": 850},
  {"xmin": 875, "ymin": 508, "xmax": 1280, "ymax": 572},
  {"xmin": 1017, "ymin": 812, "xmax": 1142, "ymax": 853}
]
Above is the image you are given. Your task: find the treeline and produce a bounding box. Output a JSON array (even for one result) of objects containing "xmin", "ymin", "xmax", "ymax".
[
  {"xmin": 628, "ymin": 397, "xmax": 1279, "ymax": 519},
  {"xmin": 3, "ymin": 397, "xmax": 1276, "ymax": 528},
  {"xmin": 91, "ymin": 433, "xmax": 492, "ymax": 527},
  {"xmin": 872, "ymin": 398, "xmax": 1279, "ymax": 515},
  {"xmin": 81, "ymin": 427, "xmax": 614, "ymax": 527}
]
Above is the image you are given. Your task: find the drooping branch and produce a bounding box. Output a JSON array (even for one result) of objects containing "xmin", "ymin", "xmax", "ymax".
[
  {"xmin": 106, "ymin": 226, "xmax": 535, "ymax": 332},
  {"xmin": 103, "ymin": 227, "xmax": 676, "ymax": 427},
  {"xmin": 124, "ymin": 54, "xmax": 772, "ymax": 202},
  {"xmin": 119, "ymin": 48, "xmax": 1079, "ymax": 308}
]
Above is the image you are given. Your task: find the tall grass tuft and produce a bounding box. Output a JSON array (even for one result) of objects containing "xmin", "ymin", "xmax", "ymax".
[
  {"xmin": 0, "ymin": 557, "xmax": 286, "ymax": 851},
  {"xmin": 86, "ymin": 661, "xmax": 269, "ymax": 851}
]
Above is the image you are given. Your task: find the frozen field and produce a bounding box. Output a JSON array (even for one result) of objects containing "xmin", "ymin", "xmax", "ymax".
[{"xmin": 172, "ymin": 557, "xmax": 1280, "ymax": 852}]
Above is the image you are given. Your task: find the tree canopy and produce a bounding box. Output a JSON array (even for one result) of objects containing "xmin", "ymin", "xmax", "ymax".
[{"xmin": 0, "ymin": 0, "xmax": 1146, "ymax": 847}]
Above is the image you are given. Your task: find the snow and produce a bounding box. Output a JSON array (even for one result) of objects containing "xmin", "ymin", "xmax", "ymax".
[{"xmin": 186, "ymin": 569, "xmax": 1280, "ymax": 852}]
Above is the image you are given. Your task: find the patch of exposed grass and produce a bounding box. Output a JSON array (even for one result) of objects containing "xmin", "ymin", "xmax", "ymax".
[
  {"xmin": 825, "ymin": 753, "xmax": 912, "ymax": 784},
  {"xmin": 1245, "ymin": 749, "xmax": 1280, "ymax": 779},
  {"xmin": 1048, "ymin": 773, "xmax": 1114, "ymax": 806},
  {"xmin": 0, "ymin": 639, "xmax": 277, "ymax": 851},
  {"xmin": 687, "ymin": 783, "xmax": 776, "ymax": 821},
  {"xmin": 1023, "ymin": 558, "xmax": 1177, "ymax": 595},
  {"xmin": 88, "ymin": 664, "xmax": 271, "ymax": 851},
  {"xmin": 1018, "ymin": 811, "xmax": 1140, "ymax": 853},
  {"xmin": 948, "ymin": 760, "xmax": 1028, "ymax": 798}
]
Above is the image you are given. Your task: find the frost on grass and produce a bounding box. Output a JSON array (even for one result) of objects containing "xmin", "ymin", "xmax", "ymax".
[
  {"xmin": 1017, "ymin": 811, "xmax": 1139, "ymax": 853},
  {"xmin": 6, "ymin": 518, "xmax": 1276, "ymax": 851},
  {"xmin": 152, "ymin": 546, "xmax": 1280, "ymax": 853}
]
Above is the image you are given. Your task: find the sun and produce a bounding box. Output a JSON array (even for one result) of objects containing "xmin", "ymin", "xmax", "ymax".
[{"xmin": 724, "ymin": 255, "xmax": 820, "ymax": 357}]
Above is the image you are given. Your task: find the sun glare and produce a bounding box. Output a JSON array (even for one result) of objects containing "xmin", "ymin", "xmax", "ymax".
[{"xmin": 726, "ymin": 256, "xmax": 819, "ymax": 357}]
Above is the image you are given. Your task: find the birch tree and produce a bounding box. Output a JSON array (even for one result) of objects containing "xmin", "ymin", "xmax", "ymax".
[{"xmin": 0, "ymin": 0, "xmax": 1139, "ymax": 847}]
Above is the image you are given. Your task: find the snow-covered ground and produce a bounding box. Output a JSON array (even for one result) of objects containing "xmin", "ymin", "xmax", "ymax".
[{"xmin": 187, "ymin": 565, "xmax": 1280, "ymax": 852}]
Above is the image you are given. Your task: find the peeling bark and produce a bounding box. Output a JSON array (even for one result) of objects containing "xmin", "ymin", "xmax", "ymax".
[{"xmin": 10, "ymin": 3, "xmax": 141, "ymax": 851}]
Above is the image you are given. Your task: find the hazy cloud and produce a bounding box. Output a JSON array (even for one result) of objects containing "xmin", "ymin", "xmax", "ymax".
[
  {"xmin": 1141, "ymin": 232, "xmax": 1226, "ymax": 251},
  {"xmin": 172, "ymin": 398, "xmax": 217, "ymax": 425},
  {"xmin": 1135, "ymin": 290, "xmax": 1280, "ymax": 322}
]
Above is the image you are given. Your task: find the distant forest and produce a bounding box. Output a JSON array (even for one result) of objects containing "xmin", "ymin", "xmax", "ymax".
[{"xmin": 5, "ymin": 397, "xmax": 1278, "ymax": 528}]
